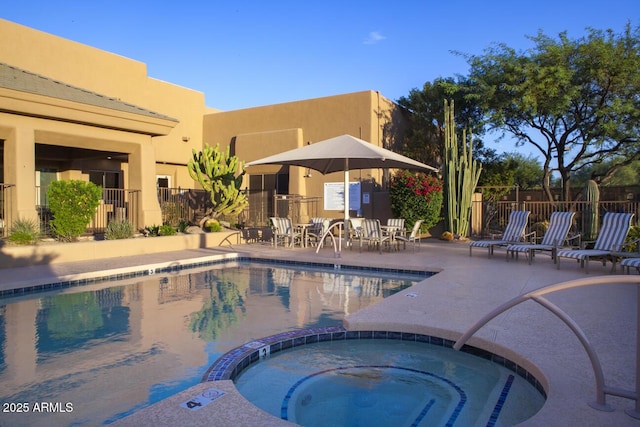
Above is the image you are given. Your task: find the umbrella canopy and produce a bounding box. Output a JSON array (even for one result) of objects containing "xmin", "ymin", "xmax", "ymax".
[
  {"xmin": 245, "ymin": 134, "xmax": 438, "ymax": 175},
  {"xmin": 245, "ymin": 134, "xmax": 438, "ymax": 233}
]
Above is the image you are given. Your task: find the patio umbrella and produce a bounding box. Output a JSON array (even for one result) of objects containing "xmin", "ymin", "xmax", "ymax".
[{"xmin": 245, "ymin": 134, "xmax": 438, "ymax": 227}]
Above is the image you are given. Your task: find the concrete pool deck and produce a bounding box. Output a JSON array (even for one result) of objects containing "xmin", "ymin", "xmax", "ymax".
[{"xmin": 1, "ymin": 238, "xmax": 638, "ymax": 426}]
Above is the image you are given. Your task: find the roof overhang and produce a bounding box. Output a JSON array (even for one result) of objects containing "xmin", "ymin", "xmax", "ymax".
[{"xmin": 0, "ymin": 87, "xmax": 177, "ymax": 136}]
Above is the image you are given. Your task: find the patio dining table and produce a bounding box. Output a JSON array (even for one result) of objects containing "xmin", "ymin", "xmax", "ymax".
[{"xmin": 380, "ymin": 225, "xmax": 402, "ymax": 251}]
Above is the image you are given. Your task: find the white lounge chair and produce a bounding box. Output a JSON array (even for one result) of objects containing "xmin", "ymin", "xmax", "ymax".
[
  {"xmin": 506, "ymin": 211, "xmax": 577, "ymax": 264},
  {"xmin": 556, "ymin": 212, "xmax": 634, "ymax": 273},
  {"xmin": 469, "ymin": 211, "xmax": 531, "ymax": 257}
]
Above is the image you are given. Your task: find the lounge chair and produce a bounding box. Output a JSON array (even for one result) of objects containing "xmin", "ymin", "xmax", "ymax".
[
  {"xmin": 620, "ymin": 254, "xmax": 640, "ymax": 274},
  {"xmin": 469, "ymin": 211, "xmax": 531, "ymax": 257},
  {"xmin": 555, "ymin": 212, "xmax": 634, "ymax": 273},
  {"xmin": 395, "ymin": 219, "xmax": 423, "ymax": 251},
  {"xmin": 359, "ymin": 219, "xmax": 391, "ymax": 253},
  {"xmin": 506, "ymin": 211, "xmax": 577, "ymax": 264}
]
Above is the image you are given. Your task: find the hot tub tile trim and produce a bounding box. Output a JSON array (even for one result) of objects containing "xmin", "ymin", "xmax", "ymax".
[{"xmin": 202, "ymin": 326, "xmax": 547, "ymax": 399}]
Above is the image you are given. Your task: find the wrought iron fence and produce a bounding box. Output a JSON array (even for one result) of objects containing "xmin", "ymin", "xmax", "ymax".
[
  {"xmin": 242, "ymin": 189, "xmax": 273, "ymax": 227},
  {"xmin": 238, "ymin": 192, "xmax": 321, "ymax": 227},
  {"xmin": 0, "ymin": 184, "xmax": 15, "ymax": 238},
  {"xmin": 274, "ymin": 194, "xmax": 321, "ymax": 225},
  {"xmin": 36, "ymin": 187, "xmax": 140, "ymax": 236},
  {"xmin": 471, "ymin": 199, "xmax": 640, "ymax": 239},
  {"xmin": 157, "ymin": 187, "xmax": 210, "ymax": 226}
]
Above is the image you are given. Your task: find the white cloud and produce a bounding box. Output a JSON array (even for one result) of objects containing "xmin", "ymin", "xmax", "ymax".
[{"xmin": 363, "ymin": 31, "xmax": 386, "ymax": 45}]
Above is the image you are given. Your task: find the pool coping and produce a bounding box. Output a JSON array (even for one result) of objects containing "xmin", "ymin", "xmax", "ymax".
[{"xmin": 0, "ymin": 253, "xmax": 434, "ymax": 298}]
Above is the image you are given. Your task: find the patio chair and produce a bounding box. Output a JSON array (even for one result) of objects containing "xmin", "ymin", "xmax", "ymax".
[
  {"xmin": 395, "ymin": 219, "xmax": 423, "ymax": 251},
  {"xmin": 506, "ymin": 211, "xmax": 577, "ymax": 264},
  {"xmin": 348, "ymin": 218, "xmax": 364, "ymax": 249},
  {"xmin": 359, "ymin": 219, "xmax": 391, "ymax": 254},
  {"xmin": 469, "ymin": 210, "xmax": 531, "ymax": 257},
  {"xmin": 308, "ymin": 217, "xmax": 330, "ymax": 247},
  {"xmin": 269, "ymin": 217, "xmax": 302, "ymax": 248},
  {"xmin": 556, "ymin": 212, "xmax": 634, "ymax": 273},
  {"xmin": 386, "ymin": 218, "xmax": 405, "ymax": 233}
]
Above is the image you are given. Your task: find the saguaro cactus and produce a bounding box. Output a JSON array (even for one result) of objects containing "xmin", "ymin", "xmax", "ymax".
[
  {"xmin": 583, "ymin": 179, "xmax": 600, "ymax": 241},
  {"xmin": 188, "ymin": 143, "xmax": 248, "ymax": 225},
  {"xmin": 443, "ymin": 99, "xmax": 482, "ymax": 237}
]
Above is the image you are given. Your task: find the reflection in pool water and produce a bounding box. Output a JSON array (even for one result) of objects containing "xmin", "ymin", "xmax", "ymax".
[{"xmin": 0, "ymin": 260, "xmax": 422, "ymax": 426}]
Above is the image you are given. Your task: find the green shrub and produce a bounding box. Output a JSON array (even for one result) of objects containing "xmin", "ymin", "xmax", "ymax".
[
  {"xmin": 390, "ymin": 170, "xmax": 443, "ymax": 231},
  {"xmin": 158, "ymin": 224, "xmax": 177, "ymax": 236},
  {"xmin": 105, "ymin": 220, "xmax": 135, "ymax": 240},
  {"xmin": 7, "ymin": 217, "xmax": 40, "ymax": 245},
  {"xmin": 145, "ymin": 225, "xmax": 160, "ymax": 236},
  {"xmin": 530, "ymin": 221, "xmax": 549, "ymax": 241},
  {"xmin": 205, "ymin": 218, "xmax": 222, "ymax": 232},
  {"xmin": 177, "ymin": 220, "xmax": 190, "ymax": 233},
  {"xmin": 48, "ymin": 180, "xmax": 102, "ymax": 242},
  {"xmin": 625, "ymin": 225, "xmax": 640, "ymax": 252}
]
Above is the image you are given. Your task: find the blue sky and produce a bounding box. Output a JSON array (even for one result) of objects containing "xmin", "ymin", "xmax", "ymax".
[{"xmin": 2, "ymin": 1, "xmax": 637, "ymax": 156}]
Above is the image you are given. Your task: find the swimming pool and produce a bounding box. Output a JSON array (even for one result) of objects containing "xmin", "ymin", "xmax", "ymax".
[
  {"xmin": 0, "ymin": 259, "xmax": 425, "ymax": 426},
  {"xmin": 230, "ymin": 331, "xmax": 546, "ymax": 426}
]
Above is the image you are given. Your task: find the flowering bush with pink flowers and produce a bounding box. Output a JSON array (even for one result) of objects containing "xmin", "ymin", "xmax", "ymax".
[{"xmin": 390, "ymin": 170, "xmax": 443, "ymax": 231}]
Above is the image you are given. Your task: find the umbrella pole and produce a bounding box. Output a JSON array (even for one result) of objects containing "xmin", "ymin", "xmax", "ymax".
[{"xmin": 342, "ymin": 161, "xmax": 350, "ymax": 255}]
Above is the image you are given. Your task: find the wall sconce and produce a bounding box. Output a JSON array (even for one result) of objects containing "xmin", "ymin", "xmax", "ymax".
[{"xmin": 182, "ymin": 136, "xmax": 190, "ymax": 142}]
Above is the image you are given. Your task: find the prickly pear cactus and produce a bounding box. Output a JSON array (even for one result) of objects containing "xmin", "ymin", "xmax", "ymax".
[{"xmin": 187, "ymin": 143, "xmax": 248, "ymax": 225}]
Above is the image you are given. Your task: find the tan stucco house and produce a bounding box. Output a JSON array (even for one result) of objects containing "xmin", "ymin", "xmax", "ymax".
[{"xmin": 0, "ymin": 18, "xmax": 407, "ymax": 235}]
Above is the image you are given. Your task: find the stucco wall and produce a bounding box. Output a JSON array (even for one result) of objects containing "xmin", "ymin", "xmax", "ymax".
[
  {"xmin": 203, "ymin": 91, "xmax": 408, "ymax": 220},
  {"xmin": 0, "ymin": 18, "xmax": 205, "ymax": 189},
  {"xmin": 0, "ymin": 231, "xmax": 241, "ymax": 268}
]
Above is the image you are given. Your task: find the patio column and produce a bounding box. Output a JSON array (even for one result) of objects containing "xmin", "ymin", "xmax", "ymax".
[
  {"xmin": 128, "ymin": 142, "xmax": 162, "ymax": 227},
  {"xmin": 3, "ymin": 126, "xmax": 38, "ymax": 225}
]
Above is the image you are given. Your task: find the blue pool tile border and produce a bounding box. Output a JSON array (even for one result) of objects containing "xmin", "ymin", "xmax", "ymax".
[
  {"xmin": 202, "ymin": 326, "xmax": 547, "ymax": 400},
  {"xmin": 0, "ymin": 254, "xmax": 433, "ymax": 298}
]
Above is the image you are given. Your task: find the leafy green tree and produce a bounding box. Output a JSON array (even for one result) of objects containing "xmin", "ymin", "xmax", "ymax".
[
  {"xmin": 465, "ymin": 23, "xmax": 640, "ymax": 201},
  {"xmin": 572, "ymin": 158, "xmax": 640, "ymax": 188},
  {"xmin": 478, "ymin": 151, "xmax": 543, "ymax": 191},
  {"xmin": 397, "ymin": 77, "xmax": 485, "ymax": 168},
  {"xmin": 48, "ymin": 180, "xmax": 102, "ymax": 242},
  {"xmin": 389, "ymin": 170, "xmax": 443, "ymax": 231},
  {"xmin": 188, "ymin": 143, "xmax": 249, "ymax": 226}
]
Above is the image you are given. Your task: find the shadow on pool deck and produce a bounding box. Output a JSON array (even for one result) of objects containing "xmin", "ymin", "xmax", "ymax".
[{"xmin": 2, "ymin": 238, "xmax": 638, "ymax": 426}]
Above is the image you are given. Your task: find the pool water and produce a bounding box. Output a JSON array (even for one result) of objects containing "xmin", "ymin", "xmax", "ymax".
[
  {"xmin": 0, "ymin": 260, "xmax": 421, "ymax": 426},
  {"xmin": 234, "ymin": 339, "xmax": 546, "ymax": 427}
]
